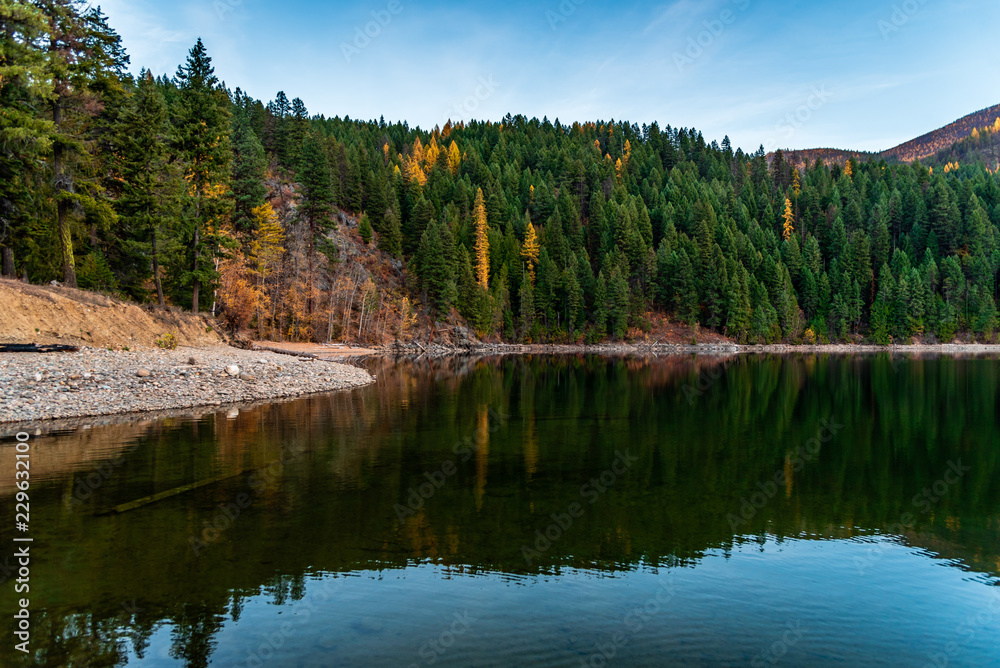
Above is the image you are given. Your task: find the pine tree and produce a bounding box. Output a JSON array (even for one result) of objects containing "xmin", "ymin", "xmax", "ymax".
[
  {"xmin": 111, "ymin": 71, "xmax": 179, "ymax": 304},
  {"xmin": 609, "ymin": 268, "xmax": 630, "ymax": 338},
  {"xmin": 593, "ymin": 271, "xmax": 608, "ymax": 336},
  {"xmin": 415, "ymin": 219, "xmax": 455, "ymax": 316},
  {"xmin": 173, "ymin": 38, "xmax": 232, "ymax": 312},
  {"xmin": 564, "ymin": 267, "xmax": 583, "ymax": 331},
  {"xmin": 871, "ymin": 265, "xmax": 895, "ymax": 345},
  {"xmin": 359, "ymin": 212, "xmax": 372, "ymax": 244},
  {"xmin": 0, "ymin": 0, "xmax": 54, "ymax": 276},
  {"xmin": 231, "ymin": 112, "xmax": 267, "ymax": 234},
  {"xmin": 40, "ymin": 0, "xmax": 129, "ymax": 287},
  {"xmin": 381, "ymin": 207, "xmax": 402, "ymax": 257},
  {"xmin": 519, "ymin": 270, "xmax": 535, "ymax": 340},
  {"xmin": 673, "ymin": 249, "xmax": 699, "ymax": 326},
  {"xmin": 287, "ymin": 97, "xmax": 309, "ymax": 167}
]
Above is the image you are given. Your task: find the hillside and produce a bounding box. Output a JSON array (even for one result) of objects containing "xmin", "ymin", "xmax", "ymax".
[
  {"xmin": 0, "ymin": 279, "xmax": 227, "ymax": 348},
  {"xmin": 882, "ymin": 103, "xmax": 1000, "ymax": 163},
  {"xmin": 773, "ymin": 102, "xmax": 1000, "ymax": 168}
]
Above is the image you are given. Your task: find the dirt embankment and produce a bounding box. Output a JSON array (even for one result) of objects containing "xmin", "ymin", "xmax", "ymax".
[{"xmin": 0, "ymin": 279, "xmax": 227, "ymax": 349}]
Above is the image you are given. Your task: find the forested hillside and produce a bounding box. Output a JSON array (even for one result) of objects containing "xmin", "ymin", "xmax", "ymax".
[
  {"xmin": 774, "ymin": 104, "xmax": 1000, "ymax": 171},
  {"xmin": 882, "ymin": 103, "xmax": 1000, "ymax": 164},
  {"xmin": 3, "ymin": 1, "xmax": 1000, "ymax": 345}
]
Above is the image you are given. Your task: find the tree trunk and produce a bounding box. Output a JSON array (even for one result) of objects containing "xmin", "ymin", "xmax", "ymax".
[
  {"xmin": 53, "ymin": 101, "xmax": 76, "ymax": 287},
  {"xmin": 151, "ymin": 227, "xmax": 165, "ymax": 306},
  {"xmin": 2, "ymin": 247, "xmax": 14, "ymax": 277},
  {"xmin": 192, "ymin": 195, "xmax": 200, "ymax": 313},
  {"xmin": 307, "ymin": 217, "xmax": 315, "ymax": 316}
]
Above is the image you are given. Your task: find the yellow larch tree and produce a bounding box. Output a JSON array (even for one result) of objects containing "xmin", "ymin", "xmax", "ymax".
[
  {"xmin": 619, "ymin": 139, "xmax": 632, "ymax": 177},
  {"xmin": 247, "ymin": 202, "xmax": 285, "ymax": 337},
  {"xmin": 792, "ymin": 169, "xmax": 801, "ymax": 198},
  {"xmin": 782, "ymin": 197, "xmax": 795, "ymax": 241},
  {"xmin": 424, "ymin": 137, "xmax": 440, "ymax": 173},
  {"xmin": 411, "ymin": 136, "xmax": 425, "ymax": 166},
  {"xmin": 473, "ymin": 188, "xmax": 490, "ymax": 289},
  {"xmin": 844, "ymin": 160, "xmax": 853, "ymax": 179},
  {"xmin": 404, "ymin": 154, "xmax": 426, "ymax": 186},
  {"xmin": 521, "ymin": 220, "xmax": 540, "ymax": 283},
  {"xmin": 249, "ymin": 203, "xmax": 284, "ymax": 280},
  {"xmin": 403, "ymin": 137, "xmax": 427, "ymax": 185},
  {"xmin": 448, "ymin": 140, "xmax": 461, "ymax": 175}
]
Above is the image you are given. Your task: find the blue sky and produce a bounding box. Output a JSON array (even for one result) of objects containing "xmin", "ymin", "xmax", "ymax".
[{"xmin": 98, "ymin": 0, "xmax": 1000, "ymax": 153}]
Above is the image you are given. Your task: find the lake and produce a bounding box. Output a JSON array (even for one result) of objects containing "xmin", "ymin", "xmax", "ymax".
[{"xmin": 2, "ymin": 353, "xmax": 1000, "ymax": 667}]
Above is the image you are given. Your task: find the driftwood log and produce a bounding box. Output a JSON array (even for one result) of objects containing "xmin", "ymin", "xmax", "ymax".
[{"xmin": 0, "ymin": 343, "xmax": 80, "ymax": 354}]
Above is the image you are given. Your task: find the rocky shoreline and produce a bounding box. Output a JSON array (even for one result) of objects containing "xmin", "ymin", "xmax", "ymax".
[{"xmin": 0, "ymin": 346, "xmax": 374, "ymax": 425}]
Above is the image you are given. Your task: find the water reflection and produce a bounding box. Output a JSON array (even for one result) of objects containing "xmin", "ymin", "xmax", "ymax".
[{"xmin": 1, "ymin": 353, "xmax": 999, "ymax": 666}]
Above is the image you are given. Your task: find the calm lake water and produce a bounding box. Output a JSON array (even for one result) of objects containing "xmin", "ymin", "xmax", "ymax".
[{"xmin": 2, "ymin": 353, "xmax": 1000, "ymax": 667}]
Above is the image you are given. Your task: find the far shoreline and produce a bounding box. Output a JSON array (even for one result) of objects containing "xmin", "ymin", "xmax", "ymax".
[
  {"xmin": 4, "ymin": 340, "xmax": 999, "ymax": 431},
  {"xmin": 372, "ymin": 340, "xmax": 1000, "ymax": 357}
]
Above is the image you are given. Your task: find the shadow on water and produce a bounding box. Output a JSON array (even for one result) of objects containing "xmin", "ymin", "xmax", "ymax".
[{"xmin": 1, "ymin": 353, "xmax": 999, "ymax": 666}]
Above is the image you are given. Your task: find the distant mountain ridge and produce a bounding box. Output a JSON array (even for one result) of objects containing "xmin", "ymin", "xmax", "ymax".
[{"xmin": 772, "ymin": 102, "xmax": 1000, "ymax": 168}]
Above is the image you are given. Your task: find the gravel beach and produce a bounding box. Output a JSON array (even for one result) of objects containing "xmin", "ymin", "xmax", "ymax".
[{"xmin": 0, "ymin": 346, "xmax": 374, "ymax": 424}]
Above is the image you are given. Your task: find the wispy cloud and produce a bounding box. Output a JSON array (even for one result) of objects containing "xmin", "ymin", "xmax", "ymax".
[{"xmin": 643, "ymin": 0, "xmax": 719, "ymax": 36}]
